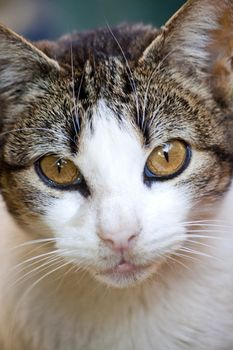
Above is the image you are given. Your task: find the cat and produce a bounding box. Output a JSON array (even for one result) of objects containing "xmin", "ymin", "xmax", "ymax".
[{"xmin": 0, "ymin": 0, "xmax": 233, "ymax": 349}]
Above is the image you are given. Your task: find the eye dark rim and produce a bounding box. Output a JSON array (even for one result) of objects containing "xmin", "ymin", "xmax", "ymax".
[
  {"xmin": 144, "ymin": 142, "xmax": 192, "ymax": 183},
  {"xmin": 35, "ymin": 156, "xmax": 90, "ymax": 197}
]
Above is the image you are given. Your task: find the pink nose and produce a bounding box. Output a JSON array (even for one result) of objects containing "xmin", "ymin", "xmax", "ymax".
[{"xmin": 99, "ymin": 231, "xmax": 138, "ymax": 252}]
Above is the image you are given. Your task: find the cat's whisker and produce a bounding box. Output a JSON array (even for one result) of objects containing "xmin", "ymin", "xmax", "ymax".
[
  {"xmin": 2, "ymin": 238, "xmax": 59, "ymax": 262},
  {"xmin": 191, "ymin": 227, "xmax": 233, "ymax": 232},
  {"xmin": 21, "ymin": 259, "xmax": 76, "ymax": 296},
  {"xmin": 8, "ymin": 256, "xmax": 61, "ymax": 285},
  {"xmin": 178, "ymin": 247, "xmax": 220, "ymax": 262},
  {"xmin": 10, "ymin": 254, "xmax": 87, "ymax": 293},
  {"xmin": 11, "ymin": 250, "xmax": 62, "ymax": 272},
  {"xmin": 11, "ymin": 252, "xmax": 88, "ymax": 287},
  {"xmin": 186, "ymin": 229, "xmax": 233, "ymax": 235},
  {"xmin": 1, "ymin": 241, "xmax": 58, "ymax": 269},
  {"xmin": 172, "ymin": 251, "xmax": 203, "ymax": 264},
  {"xmin": 164, "ymin": 254, "xmax": 193, "ymax": 272},
  {"xmin": 185, "ymin": 233, "xmax": 232, "ymax": 240},
  {"xmin": 10, "ymin": 238, "xmax": 60, "ymax": 251},
  {"xmin": 9, "ymin": 255, "xmax": 63, "ymax": 289},
  {"xmin": 183, "ymin": 219, "xmax": 227, "ymax": 224},
  {"xmin": 184, "ymin": 238, "xmax": 216, "ymax": 250},
  {"xmin": 183, "ymin": 220, "xmax": 233, "ymax": 228}
]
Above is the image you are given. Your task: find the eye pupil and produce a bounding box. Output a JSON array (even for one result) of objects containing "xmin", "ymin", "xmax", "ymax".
[
  {"xmin": 57, "ymin": 160, "xmax": 62, "ymax": 173},
  {"xmin": 164, "ymin": 150, "xmax": 169, "ymax": 163},
  {"xmin": 57, "ymin": 159, "xmax": 66, "ymax": 174}
]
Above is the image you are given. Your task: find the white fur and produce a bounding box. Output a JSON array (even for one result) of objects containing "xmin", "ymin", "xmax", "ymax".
[{"xmin": 0, "ymin": 100, "xmax": 233, "ymax": 349}]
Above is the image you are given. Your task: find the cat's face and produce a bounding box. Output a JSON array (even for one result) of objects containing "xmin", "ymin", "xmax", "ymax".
[{"xmin": 1, "ymin": 0, "xmax": 233, "ymax": 288}]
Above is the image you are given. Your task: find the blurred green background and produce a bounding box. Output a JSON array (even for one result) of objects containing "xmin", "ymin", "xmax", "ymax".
[{"xmin": 0, "ymin": 0, "xmax": 185, "ymax": 40}]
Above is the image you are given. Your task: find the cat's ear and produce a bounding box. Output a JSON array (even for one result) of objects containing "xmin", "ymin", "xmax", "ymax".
[
  {"xmin": 141, "ymin": 0, "xmax": 233, "ymax": 107},
  {"xmin": 0, "ymin": 24, "xmax": 60, "ymax": 129}
]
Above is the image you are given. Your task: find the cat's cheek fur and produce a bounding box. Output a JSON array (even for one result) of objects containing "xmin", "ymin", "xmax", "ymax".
[
  {"xmin": 139, "ymin": 184, "xmax": 190, "ymax": 256},
  {"xmin": 44, "ymin": 192, "xmax": 99, "ymax": 261}
]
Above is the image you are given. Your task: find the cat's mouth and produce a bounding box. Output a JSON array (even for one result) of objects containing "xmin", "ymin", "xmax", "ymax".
[
  {"xmin": 96, "ymin": 259, "xmax": 156, "ymax": 288},
  {"xmin": 103, "ymin": 259, "xmax": 148, "ymax": 274}
]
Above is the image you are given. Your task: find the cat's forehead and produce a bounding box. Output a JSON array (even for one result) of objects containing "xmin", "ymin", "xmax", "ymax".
[
  {"xmin": 76, "ymin": 99, "xmax": 145, "ymax": 191},
  {"xmin": 1, "ymin": 46, "xmax": 226, "ymax": 167},
  {"xmin": 4, "ymin": 67, "xmax": 222, "ymax": 165},
  {"xmin": 71, "ymin": 63, "xmax": 219, "ymax": 150}
]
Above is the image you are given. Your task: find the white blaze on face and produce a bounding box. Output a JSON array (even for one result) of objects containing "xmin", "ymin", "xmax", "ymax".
[{"xmin": 45, "ymin": 99, "xmax": 190, "ymax": 287}]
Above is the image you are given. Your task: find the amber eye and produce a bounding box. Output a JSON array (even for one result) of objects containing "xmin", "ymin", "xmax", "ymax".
[
  {"xmin": 144, "ymin": 140, "xmax": 191, "ymax": 181},
  {"xmin": 37, "ymin": 155, "xmax": 81, "ymax": 187}
]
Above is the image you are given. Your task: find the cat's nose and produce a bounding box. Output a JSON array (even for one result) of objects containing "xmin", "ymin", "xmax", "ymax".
[{"xmin": 99, "ymin": 231, "xmax": 138, "ymax": 252}]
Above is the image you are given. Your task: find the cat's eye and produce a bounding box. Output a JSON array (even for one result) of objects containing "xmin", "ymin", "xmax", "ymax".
[
  {"xmin": 37, "ymin": 155, "xmax": 81, "ymax": 187},
  {"xmin": 144, "ymin": 140, "xmax": 191, "ymax": 181}
]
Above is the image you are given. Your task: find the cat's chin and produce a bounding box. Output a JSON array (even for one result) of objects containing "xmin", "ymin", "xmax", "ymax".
[{"xmin": 93, "ymin": 262, "xmax": 159, "ymax": 288}]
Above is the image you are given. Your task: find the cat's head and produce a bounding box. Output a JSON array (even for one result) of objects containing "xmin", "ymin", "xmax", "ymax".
[{"xmin": 0, "ymin": 0, "xmax": 233, "ymax": 288}]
